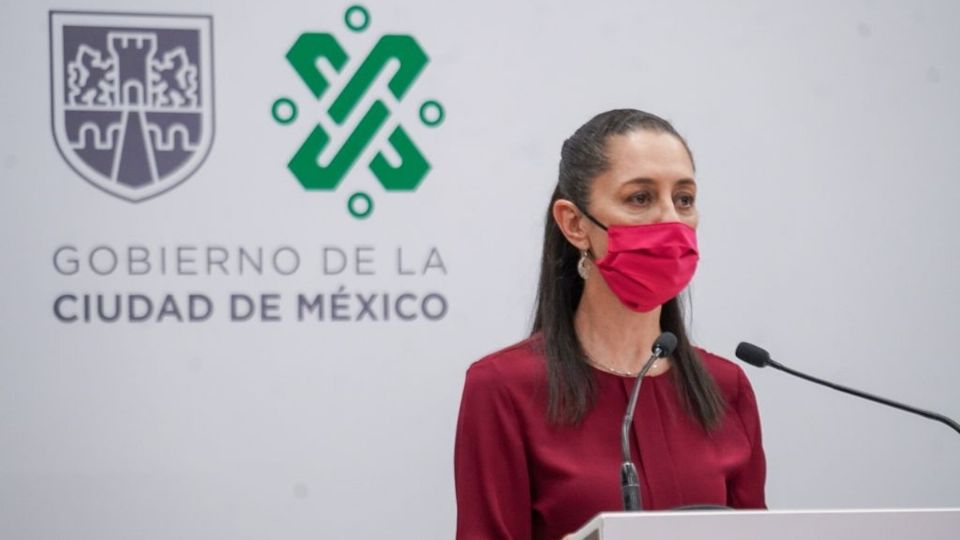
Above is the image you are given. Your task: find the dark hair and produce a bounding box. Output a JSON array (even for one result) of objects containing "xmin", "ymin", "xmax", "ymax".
[{"xmin": 531, "ymin": 109, "xmax": 725, "ymax": 429}]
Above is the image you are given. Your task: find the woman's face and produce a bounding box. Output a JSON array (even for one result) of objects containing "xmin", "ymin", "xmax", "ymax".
[{"xmin": 581, "ymin": 129, "xmax": 698, "ymax": 258}]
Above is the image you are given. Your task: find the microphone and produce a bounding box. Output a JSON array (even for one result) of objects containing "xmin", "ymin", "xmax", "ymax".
[
  {"xmin": 735, "ymin": 342, "xmax": 960, "ymax": 435},
  {"xmin": 621, "ymin": 332, "xmax": 678, "ymax": 511}
]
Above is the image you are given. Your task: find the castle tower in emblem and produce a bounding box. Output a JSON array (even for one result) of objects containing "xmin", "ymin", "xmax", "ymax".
[{"xmin": 109, "ymin": 32, "xmax": 157, "ymax": 107}]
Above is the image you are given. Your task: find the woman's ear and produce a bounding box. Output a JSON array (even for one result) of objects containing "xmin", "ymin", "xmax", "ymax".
[{"xmin": 552, "ymin": 199, "xmax": 591, "ymax": 251}]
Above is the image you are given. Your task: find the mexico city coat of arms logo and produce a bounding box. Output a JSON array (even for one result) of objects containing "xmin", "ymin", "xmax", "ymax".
[{"xmin": 49, "ymin": 11, "xmax": 214, "ymax": 202}]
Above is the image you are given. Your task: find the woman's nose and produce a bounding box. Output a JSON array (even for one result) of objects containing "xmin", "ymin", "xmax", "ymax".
[{"xmin": 652, "ymin": 196, "xmax": 681, "ymax": 223}]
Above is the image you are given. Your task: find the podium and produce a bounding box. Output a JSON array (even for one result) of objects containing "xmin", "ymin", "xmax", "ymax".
[{"xmin": 568, "ymin": 508, "xmax": 960, "ymax": 540}]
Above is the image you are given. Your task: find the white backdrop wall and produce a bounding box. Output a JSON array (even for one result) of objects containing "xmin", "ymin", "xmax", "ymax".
[{"xmin": 1, "ymin": 0, "xmax": 958, "ymax": 538}]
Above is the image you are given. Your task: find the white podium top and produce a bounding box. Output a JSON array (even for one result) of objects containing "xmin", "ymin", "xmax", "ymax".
[{"xmin": 569, "ymin": 508, "xmax": 960, "ymax": 540}]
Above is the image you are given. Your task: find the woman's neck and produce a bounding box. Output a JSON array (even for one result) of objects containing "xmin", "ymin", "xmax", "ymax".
[{"xmin": 574, "ymin": 275, "xmax": 666, "ymax": 375}]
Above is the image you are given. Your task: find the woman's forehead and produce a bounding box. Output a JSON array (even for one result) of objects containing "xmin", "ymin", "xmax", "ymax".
[{"xmin": 599, "ymin": 131, "xmax": 695, "ymax": 186}]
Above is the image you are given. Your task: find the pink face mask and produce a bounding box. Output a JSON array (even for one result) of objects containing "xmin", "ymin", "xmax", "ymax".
[{"xmin": 583, "ymin": 212, "xmax": 699, "ymax": 312}]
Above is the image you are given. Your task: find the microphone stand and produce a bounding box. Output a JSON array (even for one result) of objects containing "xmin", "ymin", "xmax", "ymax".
[
  {"xmin": 766, "ymin": 357, "xmax": 960, "ymax": 435},
  {"xmin": 620, "ymin": 346, "xmax": 667, "ymax": 511},
  {"xmin": 736, "ymin": 341, "xmax": 960, "ymax": 435}
]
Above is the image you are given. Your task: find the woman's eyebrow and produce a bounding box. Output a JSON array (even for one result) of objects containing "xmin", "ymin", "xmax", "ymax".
[
  {"xmin": 620, "ymin": 177, "xmax": 696, "ymax": 187},
  {"xmin": 621, "ymin": 177, "xmax": 656, "ymax": 187}
]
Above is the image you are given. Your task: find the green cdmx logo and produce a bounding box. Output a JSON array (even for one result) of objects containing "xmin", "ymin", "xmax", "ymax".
[{"xmin": 272, "ymin": 5, "xmax": 444, "ymax": 219}]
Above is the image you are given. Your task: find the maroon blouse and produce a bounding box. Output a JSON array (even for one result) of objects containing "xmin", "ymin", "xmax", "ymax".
[{"xmin": 454, "ymin": 334, "xmax": 766, "ymax": 540}]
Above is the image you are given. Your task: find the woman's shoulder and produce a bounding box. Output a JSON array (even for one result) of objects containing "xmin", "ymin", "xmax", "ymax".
[
  {"xmin": 694, "ymin": 346, "xmax": 753, "ymax": 402},
  {"xmin": 464, "ymin": 333, "xmax": 547, "ymax": 391}
]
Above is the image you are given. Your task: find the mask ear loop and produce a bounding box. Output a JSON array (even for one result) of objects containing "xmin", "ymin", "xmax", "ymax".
[{"xmin": 577, "ymin": 206, "xmax": 609, "ymax": 231}]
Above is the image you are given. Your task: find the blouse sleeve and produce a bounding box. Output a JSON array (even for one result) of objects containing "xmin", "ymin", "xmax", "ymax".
[
  {"xmin": 727, "ymin": 368, "xmax": 768, "ymax": 509},
  {"xmin": 454, "ymin": 361, "xmax": 532, "ymax": 540}
]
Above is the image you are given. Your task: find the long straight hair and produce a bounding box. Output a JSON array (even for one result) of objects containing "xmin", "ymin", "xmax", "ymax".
[{"xmin": 531, "ymin": 109, "xmax": 725, "ymax": 429}]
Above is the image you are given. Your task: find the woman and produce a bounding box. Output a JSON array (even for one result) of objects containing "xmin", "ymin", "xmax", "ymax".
[{"xmin": 454, "ymin": 109, "xmax": 766, "ymax": 540}]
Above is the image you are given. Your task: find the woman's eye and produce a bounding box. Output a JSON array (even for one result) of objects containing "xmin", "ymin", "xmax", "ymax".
[
  {"xmin": 675, "ymin": 193, "xmax": 696, "ymax": 209},
  {"xmin": 628, "ymin": 191, "xmax": 652, "ymax": 205}
]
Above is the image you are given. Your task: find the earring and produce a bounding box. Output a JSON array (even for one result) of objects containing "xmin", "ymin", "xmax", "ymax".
[{"xmin": 577, "ymin": 250, "xmax": 590, "ymax": 279}]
